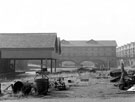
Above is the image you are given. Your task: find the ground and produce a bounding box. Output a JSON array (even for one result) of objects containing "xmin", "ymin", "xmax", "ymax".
[{"xmin": 1, "ymin": 69, "xmax": 135, "ymax": 102}]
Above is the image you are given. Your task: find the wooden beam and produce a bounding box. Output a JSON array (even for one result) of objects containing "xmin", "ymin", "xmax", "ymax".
[
  {"xmin": 41, "ymin": 59, "xmax": 43, "ymax": 70},
  {"xmin": 0, "ymin": 83, "xmax": 1, "ymax": 94},
  {"xmin": 50, "ymin": 59, "xmax": 53, "ymax": 73},
  {"xmin": 46, "ymin": 58, "xmax": 47, "ymax": 69},
  {"xmin": 14, "ymin": 60, "xmax": 16, "ymax": 72},
  {"xmin": 108, "ymin": 59, "xmax": 110, "ymax": 70},
  {"xmin": 55, "ymin": 59, "xmax": 56, "ymax": 72}
]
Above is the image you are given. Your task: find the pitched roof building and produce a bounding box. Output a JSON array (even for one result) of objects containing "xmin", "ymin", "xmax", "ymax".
[
  {"xmin": 0, "ymin": 33, "xmax": 61, "ymax": 59},
  {"xmin": 0, "ymin": 33, "xmax": 61, "ymax": 73},
  {"xmin": 61, "ymin": 39, "xmax": 117, "ymax": 47},
  {"xmin": 60, "ymin": 39, "xmax": 117, "ymax": 68}
]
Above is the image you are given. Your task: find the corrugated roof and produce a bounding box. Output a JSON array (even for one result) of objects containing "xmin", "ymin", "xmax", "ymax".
[
  {"xmin": 0, "ymin": 33, "xmax": 57, "ymax": 48},
  {"xmin": 61, "ymin": 39, "xmax": 117, "ymax": 47}
]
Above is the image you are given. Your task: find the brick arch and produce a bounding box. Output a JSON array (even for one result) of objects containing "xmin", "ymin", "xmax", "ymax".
[
  {"xmin": 57, "ymin": 56, "xmax": 113, "ymax": 68},
  {"xmin": 80, "ymin": 60, "xmax": 95, "ymax": 67},
  {"xmin": 79, "ymin": 59, "xmax": 106, "ymax": 68},
  {"xmin": 58, "ymin": 60, "xmax": 78, "ymax": 67}
]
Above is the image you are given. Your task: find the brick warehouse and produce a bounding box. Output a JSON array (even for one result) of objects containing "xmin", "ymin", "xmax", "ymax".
[{"xmin": 58, "ymin": 39, "xmax": 117, "ymax": 69}]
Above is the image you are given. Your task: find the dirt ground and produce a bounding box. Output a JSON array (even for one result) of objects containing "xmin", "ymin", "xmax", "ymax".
[{"xmin": 1, "ymin": 70, "xmax": 135, "ymax": 102}]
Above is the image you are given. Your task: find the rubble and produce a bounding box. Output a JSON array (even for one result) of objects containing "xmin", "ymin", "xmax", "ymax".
[
  {"xmin": 53, "ymin": 77, "xmax": 66, "ymax": 90},
  {"xmin": 109, "ymin": 62, "xmax": 135, "ymax": 91},
  {"xmin": 0, "ymin": 66, "xmax": 124, "ymax": 100},
  {"xmin": 0, "ymin": 70, "xmax": 50, "ymax": 97},
  {"xmin": 110, "ymin": 69, "xmax": 121, "ymax": 78}
]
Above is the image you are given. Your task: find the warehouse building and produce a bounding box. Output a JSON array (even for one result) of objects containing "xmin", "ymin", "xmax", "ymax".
[
  {"xmin": 59, "ymin": 39, "xmax": 117, "ymax": 69},
  {"xmin": 0, "ymin": 33, "xmax": 61, "ymax": 74}
]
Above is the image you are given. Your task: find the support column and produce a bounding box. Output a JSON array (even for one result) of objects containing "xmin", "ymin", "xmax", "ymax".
[
  {"xmin": 46, "ymin": 58, "xmax": 47, "ymax": 68},
  {"xmin": 14, "ymin": 60, "xmax": 16, "ymax": 72},
  {"xmin": 129, "ymin": 59, "xmax": 132, "ymax": 67},
  {"xmin": 108, "ymin": 59, "xmax": 110, "ymax": 70},
  {"xmin": 45, "ymin": 58, "xmax": 48, "ymax": 71},
  {"xmin": 41, "ymin": 59, "xmax": 44, "ymax": 78},
  {"xmin": 50, "ymin": 59, "xmax": 53, "ymax": 73},
  {"xmin": 41, "ymin": 59, "xmax": 43, "ymax": 70},
  {"xmin": 55, "ymin": 59, "xmax": 57, "ymax": 73},
  {"xmin": 0, "ymin": 83, "xmax": 1, "ymax": 95}
]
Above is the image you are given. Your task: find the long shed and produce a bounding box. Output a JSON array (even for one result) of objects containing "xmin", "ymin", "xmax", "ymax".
[{"xmin": 0, "ymin": 33, "xmax": 61, "ymax": 73}]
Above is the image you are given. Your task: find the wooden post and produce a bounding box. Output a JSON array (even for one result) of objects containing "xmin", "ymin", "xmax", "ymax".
[
  {"xmin": 0, "ymin": 83, "xmax": 1, "ymax": 94},
  {"xmin": 46, "ymin": 58, "xmax": 47, "ymax": 68},
  {"xmin": 41, "ymin": 59, "xmax": 43, "ymax": 70},
  {"xmin": 45, "ymin": 58, "xmax": 48, "ymax": 71},
  {"xmin": 108, "ymin": 59, "xmax": 110, "ymax": 70},
  {"xmin": 55, "ymin": 59, "xmax": 56, "ymax": 72},
  {"xmin": 50, "ymin": 59, "xmax": 53, "ymax": 73},
  {"xmin": 14, "ymin": 60, "xmax": 16, "ymax": 72}
]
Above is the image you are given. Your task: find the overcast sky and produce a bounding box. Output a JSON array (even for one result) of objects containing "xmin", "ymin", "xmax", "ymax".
[{"xmin": 0, "ymin": 0, "xmax": 135, "ymax": 46}]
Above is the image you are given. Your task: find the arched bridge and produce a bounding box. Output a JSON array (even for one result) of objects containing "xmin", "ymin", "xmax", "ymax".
[{"xmin": 57, "ymin": 56, "xmax": 117, "ymax": 69}]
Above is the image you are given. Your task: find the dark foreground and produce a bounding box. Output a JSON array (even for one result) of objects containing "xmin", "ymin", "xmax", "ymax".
[{"xmin": 1, "ymin": 70, "xmax": 135, "ymax": 102}]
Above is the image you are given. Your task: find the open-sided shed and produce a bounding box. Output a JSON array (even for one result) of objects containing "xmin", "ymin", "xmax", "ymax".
[{"xmin": 0, "ymin": 33, "xmax": 61, "ymax": 73}]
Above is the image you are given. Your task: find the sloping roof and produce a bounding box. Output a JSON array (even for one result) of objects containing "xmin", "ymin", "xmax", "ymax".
[
  {"xmin": 0, "ymin": 33, "xmax": 57, "ymax": 48},
  {"xmin": 61, "ymin": 39, "xmax": 117, "ymax": 47}
]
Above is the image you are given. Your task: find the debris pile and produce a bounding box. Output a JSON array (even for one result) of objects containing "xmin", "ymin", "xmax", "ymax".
[
  {"xmin": 2, "ymin": 78, "xmax": 49, "ymax": 96},
  {"xmin": 73, "ymin": 67, "xmax": 96, "ymax": 73},
  {"xmin": 0, "ymin": 66, "xmax": 111, "ymax": 99},
  {"xmin": 110, "ymin": 61, "xmax": 135, "ymax": 91},
  {"xmin": 0, "ymin": 69, "xmax": 50, "ymax": 97},
  {"xmin": 53, "ymin": 77, "xmax": 66, "ymax": 90}
]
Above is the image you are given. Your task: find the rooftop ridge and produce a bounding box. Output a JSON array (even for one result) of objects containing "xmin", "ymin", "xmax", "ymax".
[
  {"xmin": 61, "ymin": 39, "xmax": 70, "ymax": 44},
  {"xmin": 0, "ymin": 33, "xmax": 57, "ymax": 35},
  {"xmin": 86, "ymin": 39, "xmax": 98, "ymax": 44}
]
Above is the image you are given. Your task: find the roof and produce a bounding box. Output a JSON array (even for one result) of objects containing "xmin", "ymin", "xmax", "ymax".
[
  {"xmin": 61, "ymin": 39, "xmax": 117, "ymax": 47},
  {"xmin": 0, "ymin": 33, "xmax": 57, "ymax": 48}
]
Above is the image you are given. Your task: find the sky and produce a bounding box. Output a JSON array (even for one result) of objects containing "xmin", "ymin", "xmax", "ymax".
[{"xmin": 0, "ymin": 0, "xmax": 135, "ymax": 46}]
